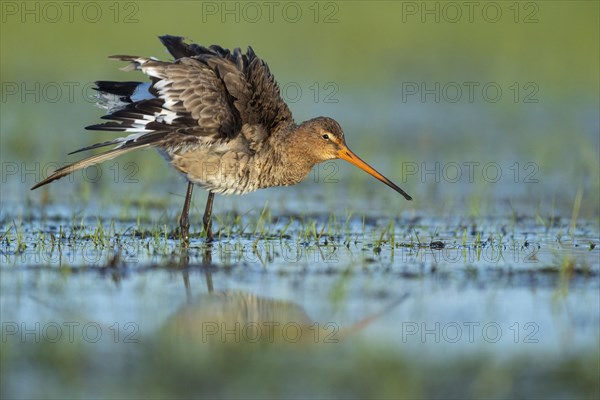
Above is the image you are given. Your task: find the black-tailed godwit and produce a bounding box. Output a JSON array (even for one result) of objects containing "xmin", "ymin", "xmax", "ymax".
[{"xmin": 32, "ymin": 35, "xmax": 412, "ymax": 242}]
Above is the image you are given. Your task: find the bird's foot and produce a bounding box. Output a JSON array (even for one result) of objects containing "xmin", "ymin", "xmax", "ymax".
[
  {"xmin": 203, "ymin": 217, "xmax": 213, "ymax": 242},
  {"xmin": 179, "ymin": 217, "xmax": 190, "ymax": 246},
  {"xmin": 204, "ymin": 226, "xmax": 214, "ymax": 242}
]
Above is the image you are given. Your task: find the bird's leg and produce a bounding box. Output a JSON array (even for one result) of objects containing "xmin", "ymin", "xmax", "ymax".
[
  {"xmin": 204, "ymin": 270, "xmax": 214, "ymax": 293},
  {"xmin": 179, "ymin": 182, "xmax": 194, "ymax": 243},
  {"xmin": 182, "ymin": 271, "xmax": 192, "ymax": 303},
  {"xmin": 203, "ymin": 192, "xmax": 215, "ymax": 242}
]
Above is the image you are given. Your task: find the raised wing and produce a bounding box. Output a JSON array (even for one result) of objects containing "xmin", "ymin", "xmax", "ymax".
[
  {"xmin": 86, "ymin": 36, "xmax": 294, "ymax": 148},
  {"xmin": 88, "ymin": 54, "xmax": 244, "ymax": 141},
  {"xmin": 32, "ymin": 36, "xmax": 296, "ymax": 189},
  {"xmin": 158, "ymin": 35, "xmax": 294, "ymax": 134}
]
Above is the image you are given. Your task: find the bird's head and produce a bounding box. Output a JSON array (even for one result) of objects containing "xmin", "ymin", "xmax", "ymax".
[{"xmin": 295, "ymin": 116, "xmax": 412, "ymax": 200}]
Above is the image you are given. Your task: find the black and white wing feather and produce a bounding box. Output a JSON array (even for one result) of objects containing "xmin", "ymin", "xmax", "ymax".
[{"xmin": 32, "ymin": 35, "xmax": 294, "ymax": 189}]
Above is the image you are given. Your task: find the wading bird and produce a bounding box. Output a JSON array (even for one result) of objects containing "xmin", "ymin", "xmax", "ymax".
[{"xmin": 32, "ymin": 35, "xmax": 412, "ymax": 242}]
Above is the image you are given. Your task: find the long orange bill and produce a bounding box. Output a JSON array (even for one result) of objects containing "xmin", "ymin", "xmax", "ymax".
[{"xmin": 338, "ymin": 146, "xmax": 412, "ymax": 201}]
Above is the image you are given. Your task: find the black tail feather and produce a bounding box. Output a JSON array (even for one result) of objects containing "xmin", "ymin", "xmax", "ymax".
[
  {"xmin": 85, "ymin": 122, "xmax": 130, "ymax": 132},
  {"xmin": 94, "ymin": 80, "xmax": 144, "ymax": 100}
]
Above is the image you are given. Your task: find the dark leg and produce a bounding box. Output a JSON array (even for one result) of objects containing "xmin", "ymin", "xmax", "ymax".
[
  {"xmin": 204, "ymin": 270, "xmax": 214, "ymax": 293},
  {"xmin": 182, "ymin": 271, "xmax": 192, "ymax": 303},
  {"xmin": 179, "ymin": 182, "xmax": 194, "ymax": 243},
  {"xmin": 203, "ymin": 192, "xmax": 215, "ymax": 241}
]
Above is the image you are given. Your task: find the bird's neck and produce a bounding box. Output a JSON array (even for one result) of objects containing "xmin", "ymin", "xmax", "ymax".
[{"xmin": 262, "ymin": 125, "xmax": 318, "ymax": 187}]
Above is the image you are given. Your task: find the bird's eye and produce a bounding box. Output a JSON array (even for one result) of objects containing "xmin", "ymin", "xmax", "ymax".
[{"xmin": 322, "ymin": 134, "xmax": 330, "ymax": 140}]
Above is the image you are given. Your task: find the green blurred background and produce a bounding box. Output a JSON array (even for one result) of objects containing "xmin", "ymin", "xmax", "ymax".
[
  {"xmin": 1, "ymin": 3, "xmax": 599, "ymax": 398},
  {"xmin": 1, "ymin": 0, "xmax": 598, "ymax": 216}
]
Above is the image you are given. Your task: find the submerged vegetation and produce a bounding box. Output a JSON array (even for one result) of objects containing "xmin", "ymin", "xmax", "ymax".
[
  {"xmin": 2, "ymin": 204, "xmax": 599, "ymax": 399},
  {"xmin": 3, "ymin": 201, "xmax": 598, "ymax": 273}
]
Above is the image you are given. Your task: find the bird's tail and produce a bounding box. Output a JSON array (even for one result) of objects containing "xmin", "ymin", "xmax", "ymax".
[{"xmin": 30, "ymin": 146, "xmax": 145, "ymax": 190}]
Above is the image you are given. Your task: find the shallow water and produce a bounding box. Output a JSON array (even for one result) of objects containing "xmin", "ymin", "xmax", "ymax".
[{"xmin": 1, "ymin": 198, "xmax": 598, "ymax": 397}]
